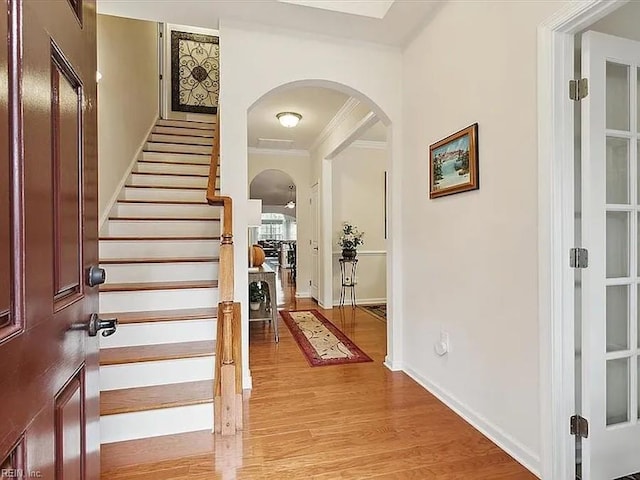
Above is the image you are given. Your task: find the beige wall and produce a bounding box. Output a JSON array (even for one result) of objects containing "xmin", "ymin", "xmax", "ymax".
[
  {"xmin": 401, "ymin": 0, "xmax": 566, "ymax": 473},
  {"xmin": 98, "ymin": 14, "xmax": 159, "ymax": 222},
  {"xmin": 248, "ymin": 152, "xmax": 313, "ymax": 297},
  {"xmin": 332, "ymin": 145, "xmax": 386, "ymax": 304}
]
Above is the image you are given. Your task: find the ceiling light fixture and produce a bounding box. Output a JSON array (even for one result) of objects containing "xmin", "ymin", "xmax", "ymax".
[
  {"xmin": 285, "ymin": 185, "xmax": 296, "ymax": 209},
  {"xmin": 277, "ymin": 112, "xmax": 302, "ymax": 128}
]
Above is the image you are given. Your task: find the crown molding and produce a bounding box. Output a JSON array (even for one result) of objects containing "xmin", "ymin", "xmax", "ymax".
[
  {"xmin": 326, "ymin": 111, "xmax": 378, "ymax": 160},
  {"xmin": 350, "ymin": 140, "xmax": 387, "ymax": 150},
  {"xmin": 248, "ymin": 147, "xmax": 310, "ymax": 157},
  {"xmin": 309, "ymin": 97, "xmax": 361, "ymax": 151}
]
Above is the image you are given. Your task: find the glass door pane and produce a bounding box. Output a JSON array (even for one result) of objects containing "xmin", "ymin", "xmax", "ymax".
[
  {"xmin": 607, "ymin": 357, "xmax": 630, "ymax": 426},
  {"xmin": 606, "ymin": 137, "xmax": 629, "ymax": 204},
  {"xmin": 607, "ymin": 211, "xmax": 630, "ymax": 278},
  {"xmin": 607, "ymin": 62, "xmax": 630, "ymax": 131}
]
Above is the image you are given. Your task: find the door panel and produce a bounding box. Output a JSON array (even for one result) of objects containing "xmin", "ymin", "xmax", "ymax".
[
  {"xmin": 581, "ymin": 31, "xmax": 640, "ymax": 479},
  {"xmin": 55, "ymin": 370, "xmax": 85, "ymax": 480},
  {"xmin": 52, "ymin": 47, "xmax": 83, "ymax": 305},
  {"xmin": 0, "ymin": 1, "xmax": 98, "ymax": 479},
  {"xmin": 0, "ymin": 0, "xmax": 11, "ymax": 332}
]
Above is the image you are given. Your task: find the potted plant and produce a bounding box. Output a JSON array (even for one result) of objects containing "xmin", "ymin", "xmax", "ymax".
[
  {"xmin": 249, "ymin": 282, "xmax": 265, "ymax": 311},
  {"xmin": 338, "ymin": 222, "xmax": 364, "ymax": 260}
]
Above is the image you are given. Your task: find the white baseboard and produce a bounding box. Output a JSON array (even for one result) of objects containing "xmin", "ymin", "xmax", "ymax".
[
  {"xmin": 295, "ymin": 291, "xmax": 311, "ymax": 299},
  {"xmin": 243, "ymin": 373, "xmax": 253, "ymax": 391},
  {"xmin": 332, "ymin": 297, "xmax": 386, "ymax": 307},
  {"xmin": 99, "ymin": 117, "xmax": 158, "ymax": 230},
  {"xmin": 384, "ymin": 356, "xmax": 403, "ymax": 371},
  {"xmin": 402, "ymin": 364, "xmax": 541, "ymax": 478}
]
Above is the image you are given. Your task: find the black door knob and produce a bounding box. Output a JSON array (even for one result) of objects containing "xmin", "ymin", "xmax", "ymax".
[
  {"xmin": 87, "ymin": 266, "xmax": 106, "ymax": 287},
  {"xmin": 87, "ymin": 314, "xmax": 118, "ymax": 337}
]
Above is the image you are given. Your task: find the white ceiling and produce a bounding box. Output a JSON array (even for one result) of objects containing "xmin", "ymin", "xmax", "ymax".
[
  {"xmin": 248, "ymin": 87, "xmax": 349, "ymax": 151},
  {"xmin": 277, "ymin": 0, "xmax": 395, "ymax": 20},
  {"xmin": 250, "ymin": 169, "xmax": 297, "ymax": 214},
  {"xmin": 97, "ymin": 0, "xmax": 442, "ymax": 47}
]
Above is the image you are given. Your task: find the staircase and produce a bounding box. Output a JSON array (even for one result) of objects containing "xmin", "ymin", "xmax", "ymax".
[{"xmin": 98, "ymin": 118, "xmax": 222, "ymax": 444}]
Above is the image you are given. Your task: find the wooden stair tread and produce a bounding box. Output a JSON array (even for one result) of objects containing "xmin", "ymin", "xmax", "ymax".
[
  {"xmin": 99, "ymin": 236, "xmax": 220, "ymax": 241},
  {"xmin": 124, "ymin": 184, "xmax": 208, "ymax": 191},
  {"xmin": 101, "ymin": 430, "xmax": 215, "ymax": 471},
  {"xmin": 100, "ymin": 380, "xmax": 213, "ymax": 416},
  {"xmin": 100, "ymin": 280, "xmax": 218, "ymax": 292},
  {"xmin": 100, "ymin": 307, "xmax": 218, "ymax": 325},
  {"xmin": 137, "ymin": 160, "xmax": 211, "ymax": 167},
  {"xmin": 100, "ymin": 256, "xmax": 219, "ymax": 264},
  {"xmin": 143, "ymin": 150, "xmax": 211, "ymax": 157},
  {"xmin": 156, "ymin": 119, "xmax": 216, "ymax": 128},
  {"xmin": 100, "ymin": 340, "xmax": 216, "ymax": 366},
  {"xmin": 131, "ymin": 171, "xmax": 211, "ymax": 178},
  {"xmin": 117, "ymin": 199, "xmax": 209, "ymax": 205},
  {"xmin": 108, "ymin": 217, "xmax": 220, "ymax": 222}
]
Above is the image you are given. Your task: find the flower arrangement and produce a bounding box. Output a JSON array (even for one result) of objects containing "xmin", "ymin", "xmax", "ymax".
[{"xmin": 338, "ymin": 222, "xmax": 364, "ymax": 251}]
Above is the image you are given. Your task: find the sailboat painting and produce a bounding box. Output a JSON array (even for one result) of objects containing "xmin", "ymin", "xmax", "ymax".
[{"xmin": 429, "ymin": 123, "xmax": 479, "ymax": 199}]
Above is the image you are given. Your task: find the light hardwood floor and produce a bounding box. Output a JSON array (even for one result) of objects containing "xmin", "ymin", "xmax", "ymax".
[{"xmin": 101, "ymin": 264, "xmax": 536, "ymax": 479}]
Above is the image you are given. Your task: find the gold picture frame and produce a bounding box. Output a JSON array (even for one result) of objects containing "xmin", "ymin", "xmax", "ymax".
[{"xmin": 429, "ymin": 123, "xmax": 479, "ymax": 199}]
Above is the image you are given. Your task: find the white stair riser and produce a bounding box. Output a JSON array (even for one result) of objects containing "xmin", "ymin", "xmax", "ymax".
[
  {"xmin": 145, "ymin": 142, "xmax": 211, "ymax": 156},
  {"xmin": 140, "ymin": 151, "xmax": 210, "ymax": 165},
  {"xmin": 122, "ymin": 187, "xmax": 208, "ymax": 203},
  {"xmin": 136, "ymin": 162, "xmax": 210, "ymax": 176},
  {"xmin": 129, "ymin": 173, "xmax": 208, "ymax": 188},
  {"xmin": 100, "ymin": 357, "xmax": 214, "ymax": 391},
  {"xmin": 100, "ymin": 403, "xmax": 213, "ymax": 444},
  {"xmin": 105, "ymin": 219, "xmax": 219, "ymax": 237},
  {"xmin": 156, "ymin": 118, "xmax": 215, "ymax": 129},
  {"xmin": 152, "ymin": 126, "xmax": 214, "ymax": 138},
  {"xmin": 99, "ymin": 287, "xmax": 218, "ymax": 312},
  {"xmin": 100, "ymin": 240, "xmax": 220, "ymax": 259},
  {"xmin": 100, "ymin": 318, "xmax": 216, "ymax": 348},
  {"xmin": 149, "ymin": 133, "xmax": 213, "ymax": 146},
  {"xmin": 113, "ymin": 203, "xmax": 216, "ymax": 219},
  {"xmin": 102, "ymin": 262, "xmax": 219, "ymax": 283}
]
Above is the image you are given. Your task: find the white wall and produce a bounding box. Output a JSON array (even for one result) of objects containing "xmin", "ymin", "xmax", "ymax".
[
  {"xmin": 97, "ymin": 14, "xmax": 159, "ymax": 222},
  {"xmin": 332, "ymin": 145, "xmax": 387, "ymax": 304},
  {"xmin": 248, "ymin": 152, "xmax": 312, "ymax": 297},
  {"xmin": 219, "ymin": 20, "xmax": 404, "ymax": 388},
  {"xmin": 401, "ymin": 0, "xmax": 565, "ymax": 475}
]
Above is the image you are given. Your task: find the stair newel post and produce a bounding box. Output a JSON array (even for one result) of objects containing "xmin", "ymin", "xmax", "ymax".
[{"xmin": 208, "ymin": 118, "xmax": 243, "ymax": 435}]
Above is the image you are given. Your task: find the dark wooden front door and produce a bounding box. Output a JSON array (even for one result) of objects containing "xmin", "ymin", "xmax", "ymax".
[{"xmin": 0, "ymin": 1, "xmax": 99, "ymax": 478}]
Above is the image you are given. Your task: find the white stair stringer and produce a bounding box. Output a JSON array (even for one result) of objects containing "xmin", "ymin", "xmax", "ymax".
[
  {"xmin": 98, "ymin": 117, "xmax": 222, "ymax": 446},
  {"xmin": 101, "ymin": 403, "xmax": 214, "ymax": 444}
]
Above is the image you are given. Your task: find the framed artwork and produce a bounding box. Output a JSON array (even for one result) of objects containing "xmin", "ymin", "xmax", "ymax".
[
  {"xmin": 429, "ymin": 123, "xmax": 479, "ymax": 198},
  {"xmin": 171, "ymin": 31, "xmax": 219, "ymax": 114}
]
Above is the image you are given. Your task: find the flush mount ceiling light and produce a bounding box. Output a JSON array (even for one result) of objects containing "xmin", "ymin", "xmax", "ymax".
[
  {"xmin": 276, "ymin": 112, "xmax": 302, "ymax": 128},
  {"xmin": 285, "ymin": 185, "xmax": 296, "ymax": 209}
]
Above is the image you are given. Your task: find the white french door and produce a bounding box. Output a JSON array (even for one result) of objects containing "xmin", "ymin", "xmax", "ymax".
[
  {"xmin": 310, "ymin": 183, "xmax": 319, "ymax": 300},
  {"xmin": 581, "ymin": 30, "xmax": 640, "ymax": 479}
]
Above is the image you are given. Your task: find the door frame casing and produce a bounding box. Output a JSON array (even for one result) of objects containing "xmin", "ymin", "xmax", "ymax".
[{"xmin": 537, "ymin": 1, "xmax": 628, "ymax": 478}]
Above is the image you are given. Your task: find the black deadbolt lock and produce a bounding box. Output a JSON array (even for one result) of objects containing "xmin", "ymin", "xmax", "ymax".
[{"xmin": 86, "ymin": 266, "xmax": 106, "ymax": 287}]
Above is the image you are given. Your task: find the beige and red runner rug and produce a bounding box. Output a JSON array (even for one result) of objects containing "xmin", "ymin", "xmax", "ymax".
[{"xmin": 280, "ymin": 310, "xmax": 372, "ymax": 367}]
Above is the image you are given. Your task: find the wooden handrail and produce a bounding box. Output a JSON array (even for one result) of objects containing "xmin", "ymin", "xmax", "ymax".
[{"xmin": 208, "ymin": 113, "xmax": 243, "ymax": 435}]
